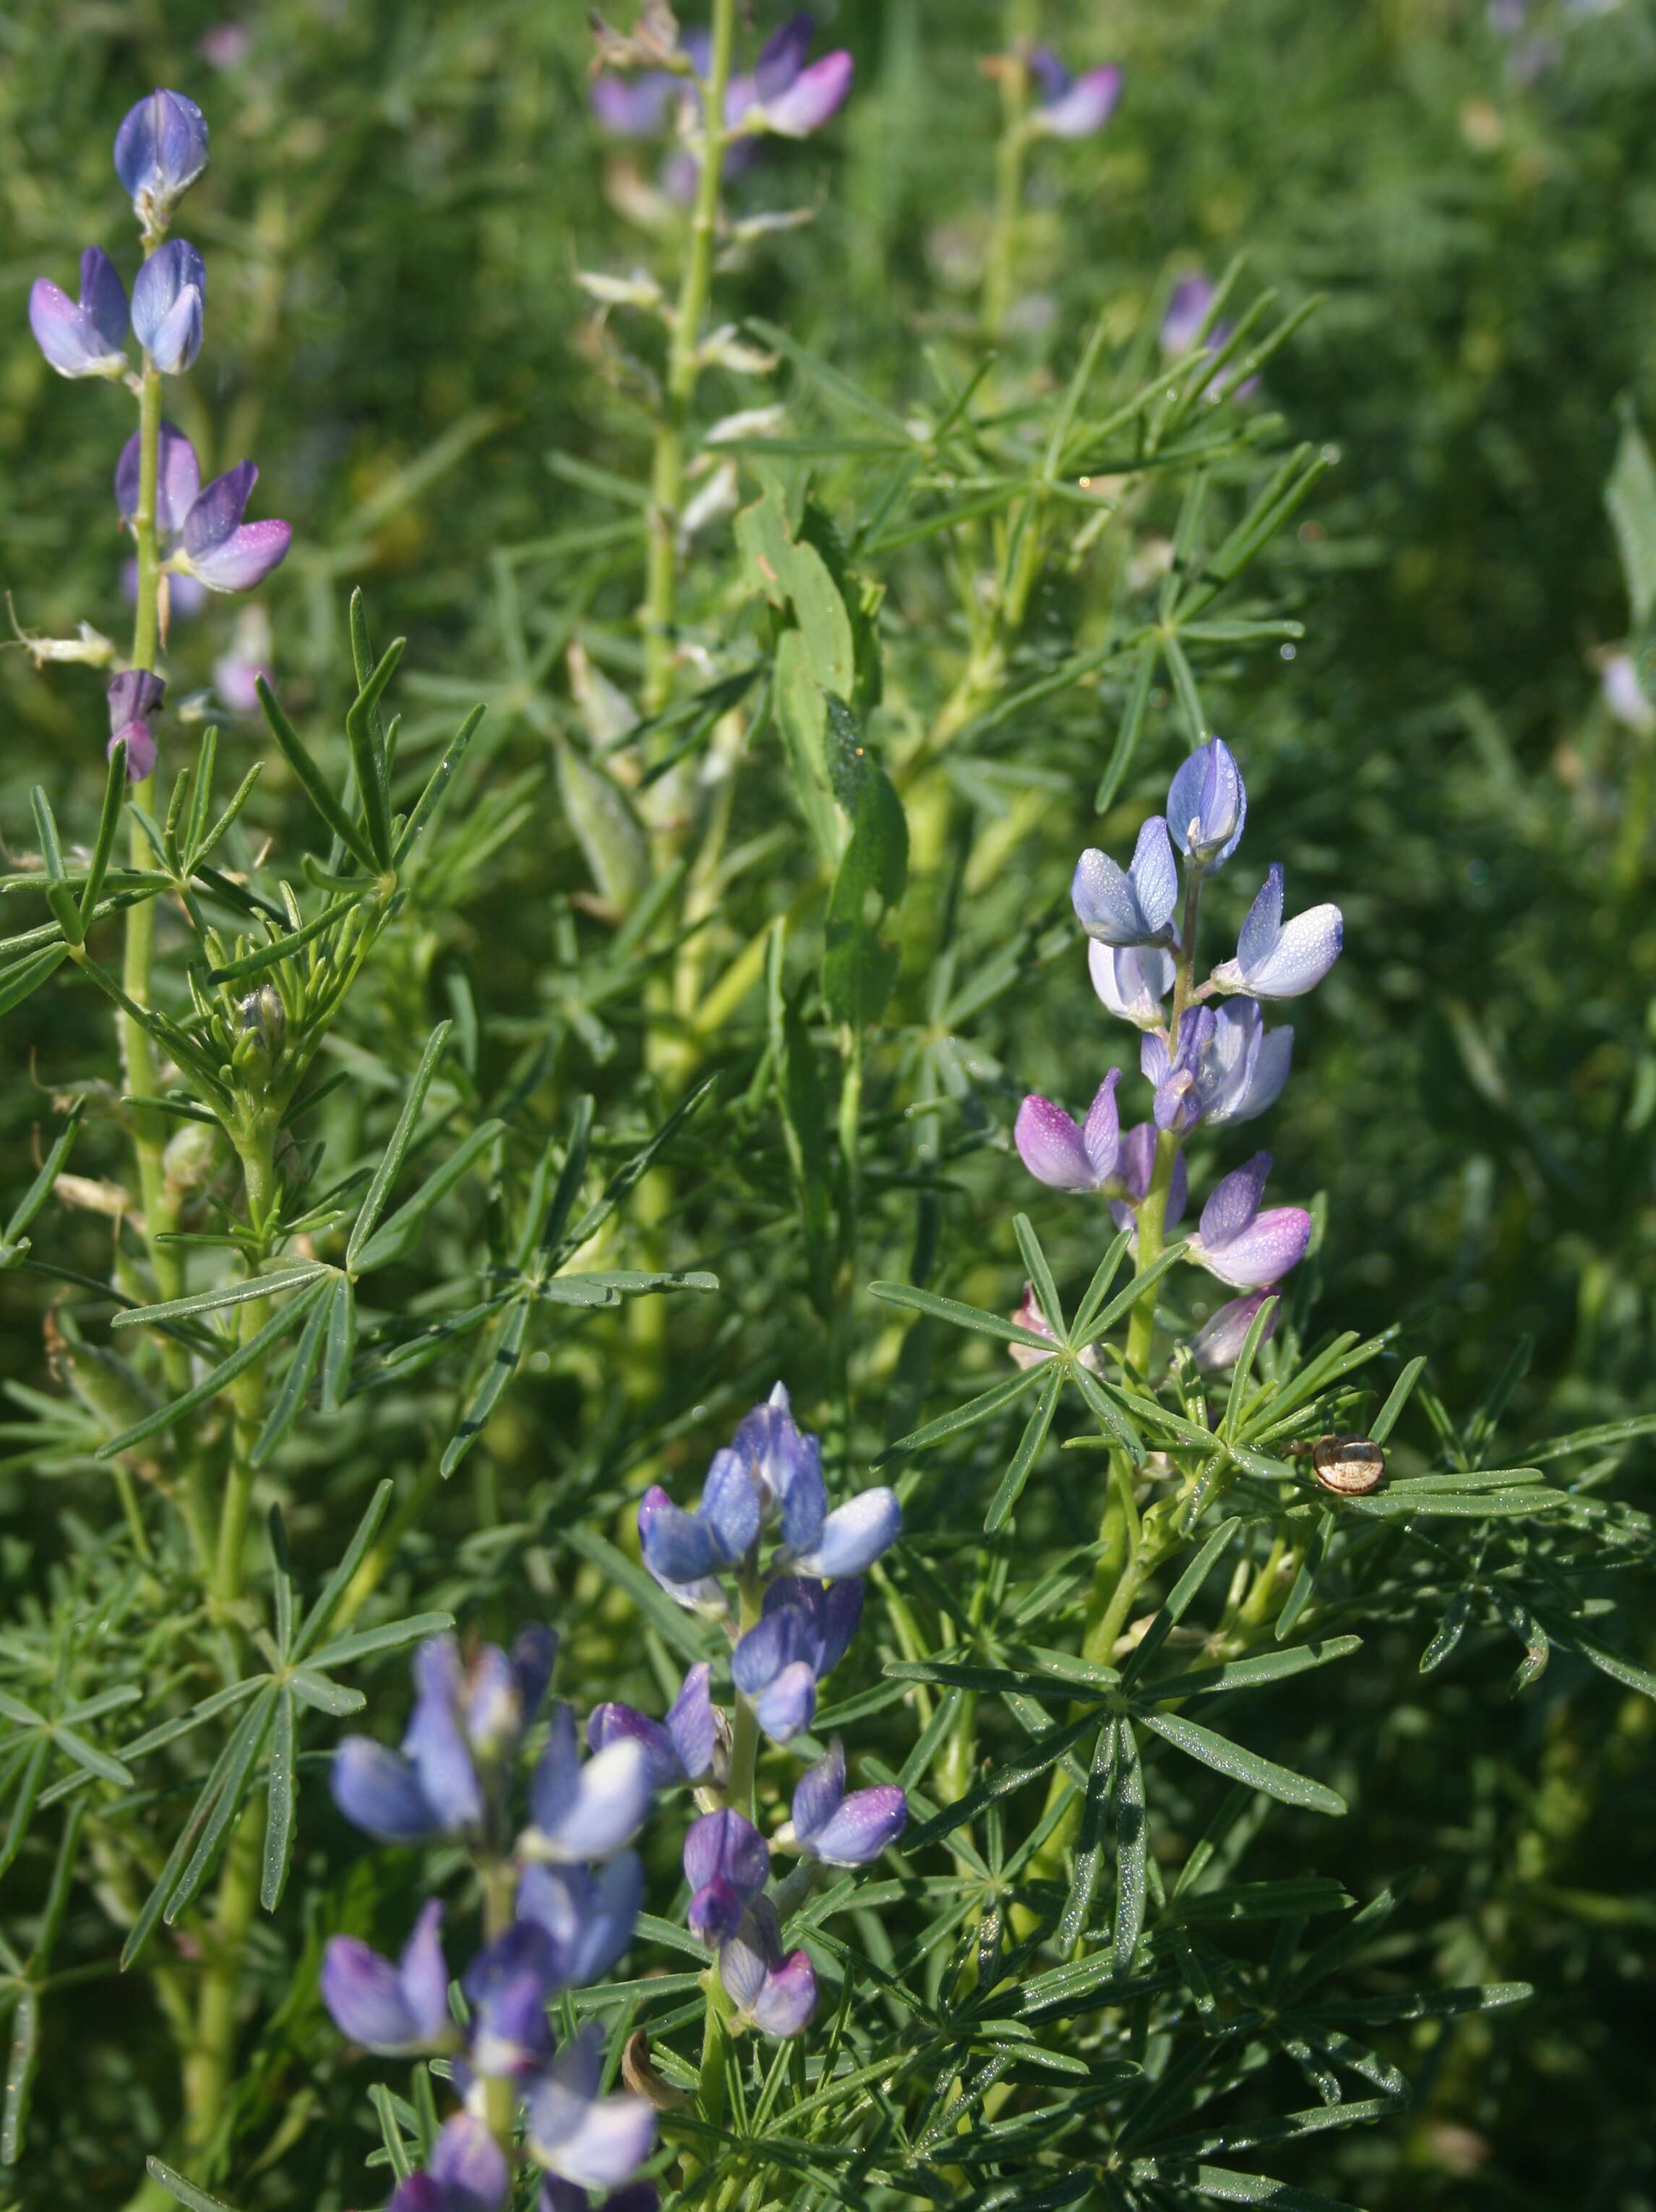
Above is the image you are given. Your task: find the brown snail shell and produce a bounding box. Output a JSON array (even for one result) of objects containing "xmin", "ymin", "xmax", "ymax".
[{"xmin": 1310, "ymin": 1434, "xmax": 1386, "ymax": 1496}]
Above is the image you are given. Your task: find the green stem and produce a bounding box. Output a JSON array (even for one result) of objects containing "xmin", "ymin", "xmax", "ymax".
[
  {"xmin": 643, "ymin": 0, "xmax": 737, "ymax": 715},
  {"xmin": 480, "ymin": 1861, "xmax": 518, "ymax": 2150},
  {"xmin": 212, "ymin": 1129, "xmax": 279, "ymax": 1620},
  {"xmin": 181, "ymin": 1809, "xmax": 259, "ymax": 2168}
]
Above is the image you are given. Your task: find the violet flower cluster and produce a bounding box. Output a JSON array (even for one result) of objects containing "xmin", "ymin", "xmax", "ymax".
[
  {"xmin": 1025, "ymin": 48, "xmax": 1123, "ymax": 139},
  {"xmin": 591, "ymin": 11, "xmax": 852, "ymax": 203},
  {"xmin": 320, "ymin": 1388, "xmax": 906, "ymax": 2205},
  {"xmin": 627, "ymin": 1385, "xmax": 906, "ymax": 2035},
  {"xmin": 1015, "ymin": 741, "xmax": 1344, "ymax": 1371},
  {"xmin": 26, "ymin": 90, "xmax": 290, "ymax": 781},
  {"xmin": 325, "ymin": 1627, "xmax": 661, "ymax": 2206}
]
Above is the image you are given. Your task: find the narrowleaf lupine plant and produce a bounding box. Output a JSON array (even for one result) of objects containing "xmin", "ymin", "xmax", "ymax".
[
  {"xmin": 319, "ymin": 1387, "xmax": 906, "ymax": 2206},
  {"xmin": 1016, "ymin": 736, "xmax": 1340, "ymax": 1381}
]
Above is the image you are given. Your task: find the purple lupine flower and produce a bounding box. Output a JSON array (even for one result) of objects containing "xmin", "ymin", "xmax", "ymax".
[
  {"xmin": 130, "ymin": 239, "xmax": 205, "ymax": 373},
  {"xmin": 389, "ymin": 2114, "xmax": 510, "ymax": 2212},
  {"xmin": 1211, "ymin": 864, "xmax": 1343, "ymax": 999},
  {"xmin": 525, "ymin": 2025, "xmax": 656, "ymax": 2192},
  {"xmin": 1190, "ymin": 1288, "xmax": 1281, "ymax": 1374},
  {"xmin": 784, "ymin": 1739, "xmax": 906, "ymax": 1866},
  {"xmin": 1089, "ymin": 942, "xmax": 1175, "ymax": 1029},
  {"xmin": 588, "ymin": 1661, "xmax": 717, "ymax": 1790},
  {"xmin": 523, "ymin": 1705, "xmax": 653, "ymax": 1864},
  {"xmin": 1071, "ymin": 817, "xmax": 1179, "ymax": 947},
  {"xmin": 718, "ymin": 1900, "xmax": 818, "ymax": 2037},
  {"xmin": 1141, "ymin": 999, "xmax": 1292, "ymax": 1133},
  {"xmin": 1108, "ymin": 1120, "xmax": 1188, "ymax": 1239},
  {"xmin": 683, "ymin": 1807, "xmax": 771, "ymax": 1945},
  {"xmin": 463, "ymin": 1920, "xmax": 562, "ymax": 2076},
  {"xmin": 731, "ymin": 1576, "xmax": 863, "ymax": 1744},
  {"xmin": 114, "ymin": 90, "xmax": 210, "ymax": 225},
  {"xmin": 115, "ymin": 419, "xmax": 201, "ymax": 540},
  {"xmin": 639, "ymin": 1383, "xmax": 829, "ymax": 1601},
  {"xmin": 176, "ymin": 460, "xmax": 292, "ymax": 591},
  {"xmin": 791, "ymin": 1486, "xmax": 901, "ymax": 1580},
  {"xmin": 320, "ymin": 1900, "xmax": 455, "ymax": 2054},
  {"xmin": 1188, "ymin": 1153, "xmax": 1310, "ymax": 1289},
  {"xmin": 1603, "ymin": 650, "xmax": 1656, "ymax": 734},
  {"xmin": 1160, "ymin": 277, "xmax": 1261, "ymax": 401},
  {"xmin": 28, "ymin": 248, "xmax": 129, "ymax": 379},
  {"xmin": 1167, "ymin": 738, "xmax": 1246, "ymax": 867},
  {"xmin": 213, "ymin": 601, "xmax": 273, "ymax": 710},
  {"xmin": 540, "ymin": 2185, "xmax": 658, "ymax": 2212},
  {"xmin": 106, "ymin": 668, "xmax": 165, "ymax": 782},
  {"xmin": 1014, "ymin": 1070, "xmax": 1122, "ymax": 1192},
  {"xmin": 752, "ymin": 48, "xmax": 854, "ymax": 136},
  {"xmin": 591, "ymin": 71, "xmax": 682, "ymax": 136},
  {"xmin": 517, "ymin": 1854, "xmax": 645, "ymax": 1986},
  {"xmin": 732, "ymin": 1382, "xmax": 829, "ymax": 1549},
  {"xmin": 1027, "ymin": 49, "xmax": 1123, "ymax": 138},
  {"xmin": 332, "ymin": 1629, "xmax": 555, "ymax": 1844}
]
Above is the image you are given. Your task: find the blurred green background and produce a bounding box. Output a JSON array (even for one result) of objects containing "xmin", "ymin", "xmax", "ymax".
[{"xmin": 4, "ymin": 1, "xmax": 1656, "ymax": 2205}]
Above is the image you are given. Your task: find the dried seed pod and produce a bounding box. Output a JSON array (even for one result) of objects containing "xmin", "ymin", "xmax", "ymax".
[{"xmin": 1310, "ymin": 1434, "xmax": 1386, "ymax": 1496}]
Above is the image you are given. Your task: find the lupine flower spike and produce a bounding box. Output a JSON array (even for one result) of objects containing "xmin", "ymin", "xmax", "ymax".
[{"xmin": 1023, "ymin": 737, "xmax": 1340, "ymax": 1371}]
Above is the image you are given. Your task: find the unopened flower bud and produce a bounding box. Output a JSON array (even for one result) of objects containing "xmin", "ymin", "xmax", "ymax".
[
  {"xmin": 114, "ymin": 90, "xmax": 210, "ymax": 229},
  {"xmin": 239, "ymin": 984, "xmax": 286, "ymax": 1059},
  {"xmin": 106, "ymin": 668, "xmax": 165, "ymax": 783}
]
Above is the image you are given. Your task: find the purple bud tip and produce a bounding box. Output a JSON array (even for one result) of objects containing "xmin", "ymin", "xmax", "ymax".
[{"xmin": 114, "ymin": 90, "xmax": 210, "ymax": 218}]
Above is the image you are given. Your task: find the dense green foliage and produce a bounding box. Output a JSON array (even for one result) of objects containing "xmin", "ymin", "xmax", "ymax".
[{"xmin": 2, "ymin": 4, "xmax": 1655, "ymax": 2210}]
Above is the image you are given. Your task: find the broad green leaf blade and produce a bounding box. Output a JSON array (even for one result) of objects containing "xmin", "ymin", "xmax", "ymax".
[
  {"xmin": 288, "ymin": 1671, "xmax": 365, "ymax": 1717},
  {"xmin": 1138, "ymin": 1709, "xmax": 1345, "ymax": 1816}
]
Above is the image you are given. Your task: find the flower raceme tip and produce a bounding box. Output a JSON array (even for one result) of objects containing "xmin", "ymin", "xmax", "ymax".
[
  {"xmin": 1167, "ymin": 737, "xmax": 1247, "ymax": 866},
  {"xmin": 114, "ymin": 90, "xmax": 210, "ymax": 227}
]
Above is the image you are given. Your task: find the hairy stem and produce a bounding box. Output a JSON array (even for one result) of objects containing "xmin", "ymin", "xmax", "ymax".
[{"xmin": 643, "ymin": 0, "xmax": 737, "ymax": 715}]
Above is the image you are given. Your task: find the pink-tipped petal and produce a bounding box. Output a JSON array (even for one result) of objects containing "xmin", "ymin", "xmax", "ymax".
[
  {"xmin": 1034, "ymin": 63, "xmax": 1123, "ymax": 137},
  {"xmin": 185, "ymin": 518, "xmax": 292, "ymax": 593},
  {"xmin": 761, "ymin": 50, "xmax": 853, "ymax": 134},
  {"xmin": 1014, "ymin": 1094, "xmax": 1099, "ymax": 1190},
  {"xmin": 1200, "ymin": 1205, "xmax": 1311, "ymax": 1288}
]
